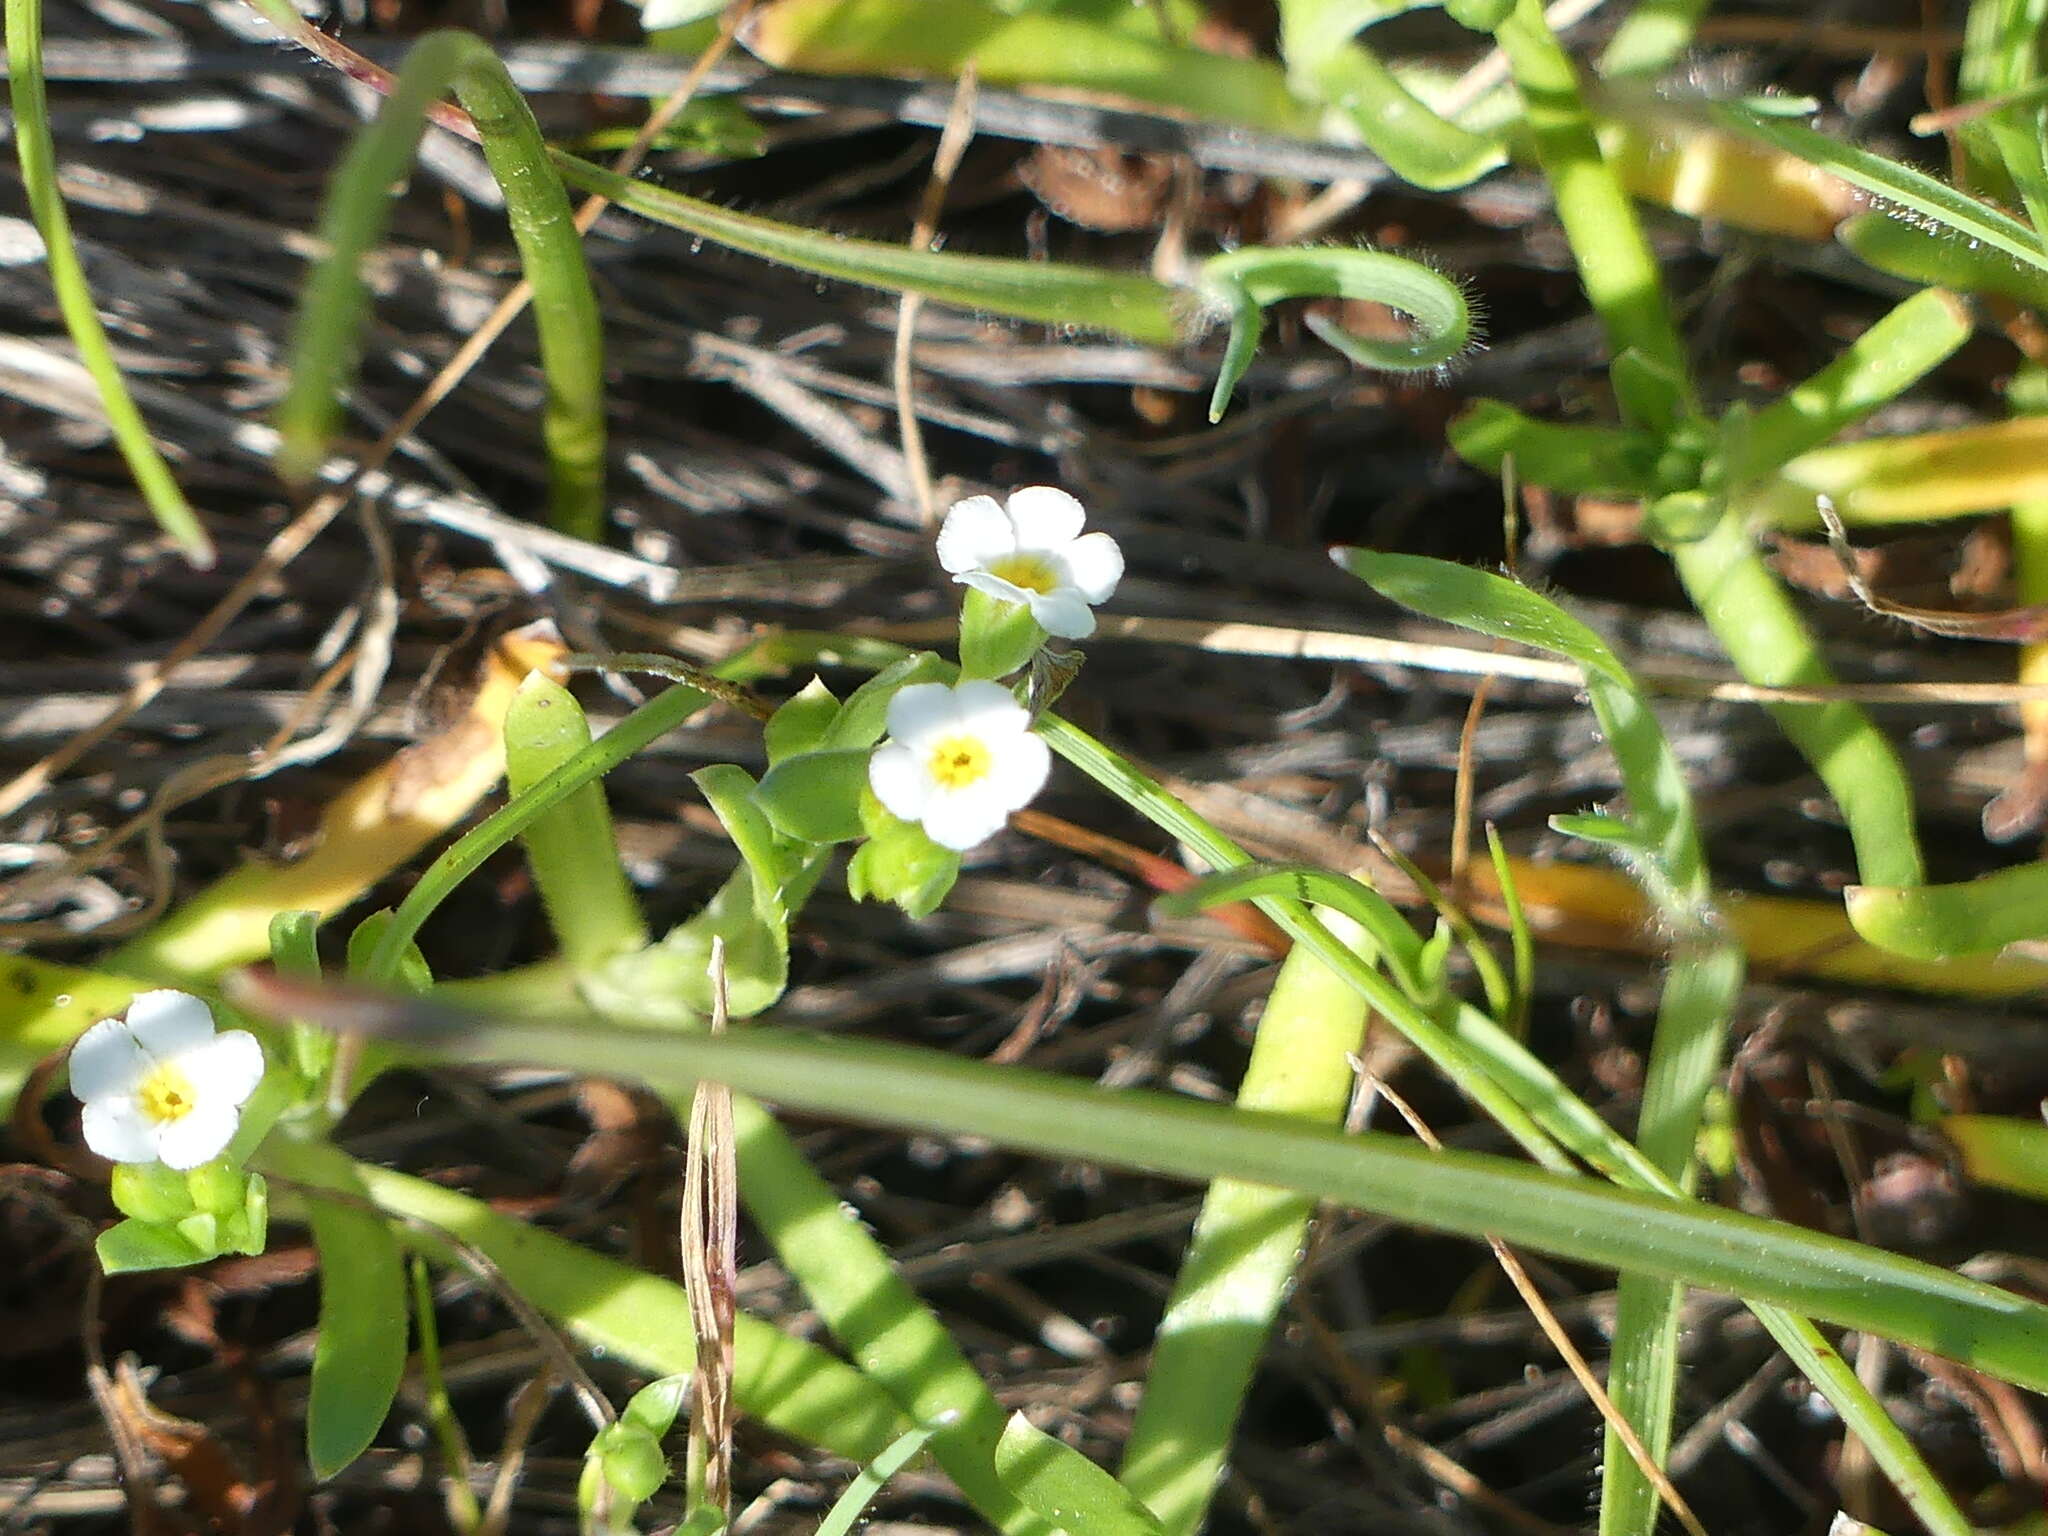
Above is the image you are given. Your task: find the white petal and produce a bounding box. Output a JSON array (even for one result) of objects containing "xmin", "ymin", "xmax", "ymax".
[
  {"xmin": 947, "ymin": 680, "xmax": 1029, "ymax": 735},
  {"xmin": 884, "ymin": 682, "xmax": 967, "ymax": 748},
  {"xmin": 155, "ymin": 1103, "xmax": 240, "ymax": 1170},
  {"xmin": 957, "ymin": 569, "xmax": 1032, "ymax": 607},
  {"xmin": 69, "ymin": 1016, "xmax": 152, "ymax": 1102},
  {"xmin": 1060, "ymin": 531, "xmax": 1124, "ymax": 603},
  {"xmin": 124, "ymin": 990, "xmax": 218, "ymax": 1058},
  {"xmin": 1005, "ymin": 486, "xmax": 1086, "ymax": 545},
  {"xmin": 935, "ymin": 495, "xmax": 1018, "ymax": 574},
  {"xmin": 868, "ymin": 741, "xmax": 935, "ymax": 823},
  {"xmin": 1030, "ymin": 589, "xmax": 1096, "ymax": 639},
  {"xmin": 186, "ymin": 1031, "xmax": 266, "ymax": 1109},
  {"xmin": 82, "ymin": 1095, "xmax": 162, "ymax": 1163},
  {"xmin": 984, "ymin": 731, "xmax": 1051, "ymax": 810},
  {"xmin": 919, "ymin": 789, "xmax": 1013, "ymax": 850}
]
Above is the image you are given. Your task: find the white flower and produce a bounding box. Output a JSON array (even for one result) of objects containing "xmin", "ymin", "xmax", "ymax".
[
  {"xmin": 935, "ymin": 486, "xmax": 1123, "ymax": 640},
  {"xmin": 869, "ymin": 681, "xmax": 1052, "ymax": 850},
  {"xmin": 70, "ymin": 991, "xmax": 265, "ymax": 1171}
]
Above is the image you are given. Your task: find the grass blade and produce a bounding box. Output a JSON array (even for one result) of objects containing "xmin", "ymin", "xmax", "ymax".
[
  {"xmin": 275, "ymin": 30, "xmax": 606, "ymax": 539},
  {"xmin": 5, "ymin": 0, "xmax": 212, "ymax": 567},
  {"xmin": 240, "ymin": 988, "xmax": 2048, "ymax": 1399}
]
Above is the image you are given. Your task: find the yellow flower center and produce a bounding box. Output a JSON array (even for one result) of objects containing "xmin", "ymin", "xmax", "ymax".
[
  {"xmin": 927, "ymin": 734, "xmax": 993, "ymax": 790},
  {"xmin": 986, "ymin": 553, "xmax": 1059, "ymax": 596},
  {"xmin": 137, "ymin": 1063, "xmax": 198, "ymax": 1125}
]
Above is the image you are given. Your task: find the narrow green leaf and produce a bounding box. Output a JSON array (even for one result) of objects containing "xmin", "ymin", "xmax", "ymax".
[
  {"xmin": 728, "ymin": 1095, "xmax": 1059, "ymax": 1536},
  {"xmin": 553, "ymin": 154, "xmax": 1189, "ymax": 346},
  {"xmin": 306, "ymin": 1188, "xmax": 408, "ymax": 1480},
  {"xmin": 505, "ymin": 671, "xmax": 648, "ymax": 970},
  {"xmin": 277, "ymin": 31, "xmax": 606, "ymax": 539},
  {"xmin": 1448, "ymin": 400, "xmax": 1659, "ymax": 496},
  {"xmin": 1729, "ymin": 287, "xmax": 1972, "ymax": 482},
  {"xmin": 273, "ymin": 1004, "xmax": 2048, "ymax": 1397},
  {"xmin": 1713, "ymin": 102, "xmax": 2048, "ymax": 277},
  {"xmin": 1839, "ymin": 210, "xmax": 2048, "ymax": 310},
  {"xmin": 815, "ymin": 1421, "xmax": 947, "ymax": 1536},
  {"xmin": 743, "ymin": 0, "xmax": 1315, "ymax": 135},
  {"xmin": 1847, "ymin": 861, "xmax": 2048, "ymax": 958},
  {"xmin": 998, "ymin": 1414, "xmax": 1164, "ymax": 1536},
  {"xmin": 262, "ymin": 1137, "xmax": 910, "ymax": 1463},
  {"xmin": 5, "ymin": 0, "xmax": 212, "ymax": 567},
  {"xmin": 363, "ymin": 681, "xmax": 714, "ymax": 985},
  {"xmin": 1199, "ymin": 245, "xmax": 1473, "ymax": 418},
  {"xmin": 1119, "ymin": 913, "xmax": 1371, "ymax": 1536}
]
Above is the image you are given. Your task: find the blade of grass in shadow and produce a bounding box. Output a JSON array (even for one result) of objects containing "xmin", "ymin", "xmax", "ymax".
[
  {"xmin": 1116, "ymin": 913, "xmax": 1372, "ymax": 1534},
  {"xmin": 234, "ymin": 982, "xmax": 2048, "ymax": 1398},
  {"xmin": 273, "ymin": 29, "xmax": 606, "ymax": 540},
  {"xmin": 5, "ymin": 0, "xmax": 213, "ymax": 567},
  {"xmin": 305, "ymin": 1181, "xmax": 409, "ymax": 1478},
  {"xmin": 262, "ymin": 1137, "xmax": 911, "ymax": 1460}
]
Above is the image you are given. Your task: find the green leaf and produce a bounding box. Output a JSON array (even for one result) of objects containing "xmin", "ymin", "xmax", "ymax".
[
  {"xmin": 362, "ymin": 680, "xmax": 718, "ymax": 985},
  {"xmin": 1727, "ymin": 287, "xmax": 1972, "ymax": 483},
  {"xmin": 1153, "ymin": 862, "xmax": 1430, "ymax": 1003},
  {"xmin": 1447, "ymin": 400, "xmax": 1659, "ymax": 496},
  {"xmin": 263, "ymin": 1137, "xmax": 911, "ymax": 1468},
  {"xmin": 754, "ymin": 750, "xmax": 872, "ymax": 846},
  {"xmin": 505, "ymin": 671, "xmax": 648, "ymax": 969},
  {"xmin": 742, "ymin": 0, "xmax": 1315, "ymax": 135},
  {"xmin": 306, "ymin": 1190, "xmax": 408, "ymax": 1480},
  {"xmin": 764, "ymin": 677, "xmax": 841, "ymax": 765},
  {"xmin": 276, "ymin": 30, "xmax": 605, "ymax": 537},
  {"xmin": 996, "ymin": 1413, "xmax": 1164, "ymax": 1536},
  {"xmin": 816, "ymin": 1421, "xmax": 947, "ymax": 1536},
  {"xmin": 4, "ymin": 0, "xmax": 212, "ymax": 567},
  {"xmin": 1276, "ymin": 0, "xmax": 1506, "ymax": 190},
  {"xmin": 1712, "ymin": 102, "xmax": 2048, "ymax": 278},
  {"xmin": 1847, "ymin": 861, "xmax": 2048, "ymax": 958},
  {"xmin": 297, "ymin": 1007, "xmax": 2048, "ymax": 1397},
  {"xmin": 823, "ymin": 651, "xmax": 950, "ymax": 751},
  {"xmin": 1840, "ymin": 210, "xmax": 2048, "ymax": 309},
  {"xmin": 1199, "ymin": 245, "xmax": 1474, "ymax": 419}
]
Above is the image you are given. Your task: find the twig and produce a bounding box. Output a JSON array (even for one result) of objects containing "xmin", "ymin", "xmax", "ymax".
[{"xmin": 894, "ymin": 63, "xmax": 979, "ymax": 527}]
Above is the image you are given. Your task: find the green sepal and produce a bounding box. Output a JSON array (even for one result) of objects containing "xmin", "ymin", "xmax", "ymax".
[
  {"xmin": 848, "ymin": 789, "xmax": 961, "ymax": 919},
  {"xmin": 958, "ymin": 586, "xmax": 1046, "ymax": 681},
  {"xmin": 97, "ymin": 1217, "xmax": 214, "ymax": 1274},
  {"xmin": 110, "ymin": 1161, "xmax": 194, "ymax": 1224}
]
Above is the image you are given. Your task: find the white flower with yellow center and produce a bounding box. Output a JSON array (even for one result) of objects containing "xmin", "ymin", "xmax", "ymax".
[
  {"xmin": 70, "ymin": 991, "xmax": 265, "ymax": 1171},
  {"xmin": 936, "ymin": 486, "xmax": 1123, "ymax": 639},
  {"xmin": 868, "ymin": 681, "xmax": 1052, "ymax": 850}
]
